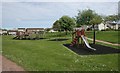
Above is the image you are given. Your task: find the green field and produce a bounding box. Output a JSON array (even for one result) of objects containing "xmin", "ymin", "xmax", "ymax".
[
  {"xmin": 2, "ymin": 31, "xmax": 119, "ymax": 71},
  {"xmin": 86, "ymin": 31, "xmax": 119, "ymax": 44},
  {"xmin": 46, "ymin": 31, "xmax": 119, "ymax": 44}
]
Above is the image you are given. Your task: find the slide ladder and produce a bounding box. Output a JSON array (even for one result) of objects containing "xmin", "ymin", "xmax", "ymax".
[{"xmin": 70, "ymin": 37, "xmax": 78, "ymax": 46}]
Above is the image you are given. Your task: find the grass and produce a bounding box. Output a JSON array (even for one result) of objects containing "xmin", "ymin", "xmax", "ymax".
[
  {"xmin": 45, "ymin": 32, "xmax": 71, "ymax": 38},
  {"xmin": 2, "ymin": 33, "xmax": 119, "ymax": 71},
  {"xmin": 85, "ymin": 31, "xmax": 119, "ymax": 44}
]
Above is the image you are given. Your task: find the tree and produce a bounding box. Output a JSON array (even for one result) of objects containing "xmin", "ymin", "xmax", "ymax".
[
  {"xmin": 90, "ymin": 15, "xmax": 103, "ymax": 44},
  {"xmin": 59, "ymin": 15, "xmax": 76, "ymax": 35},
  {"xmin": 46, "ymin": 28, "xmax": 51, "ymax": 32},
  {"xmin": 90, "ymin": 15, "xmax": 103, "ymax": 25},
  {"xmin": 52, "ymin": 20, "xmax": 61, "ymax": 31},
  {"xmin": 76, "ymin": 9, "xmax": 95, "ymax": 27},
  {"xmin": 105, "ymin": 15, "xmax": 119, "ymax": 22}
]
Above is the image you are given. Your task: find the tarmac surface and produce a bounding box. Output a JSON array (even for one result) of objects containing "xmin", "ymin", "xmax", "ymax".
[{"xmin": 64, "ymin": 44, "xmax": 120, "ymax": 55}]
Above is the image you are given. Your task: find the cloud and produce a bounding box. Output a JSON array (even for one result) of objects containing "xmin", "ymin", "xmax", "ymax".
[
  {"xmin": 2, "ymin": 2, "xmax": 118, "ymax": 29},
  {"xmin": 2, "ymin": 0, "xmax": 120, "ymax": 2}
]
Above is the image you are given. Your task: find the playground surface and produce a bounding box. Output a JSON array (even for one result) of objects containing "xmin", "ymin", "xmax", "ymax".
[{"xmin": 64, "ymin": 44, "xmax": 120, "ymax": 55}]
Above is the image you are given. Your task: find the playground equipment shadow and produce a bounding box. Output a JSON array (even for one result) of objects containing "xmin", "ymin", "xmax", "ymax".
[
  {"xmin": 63, "ymin": 44, "xmax": 120, "ymax": 55},
  {"xmin": 13, "ymin": 38, "xmax": 46, "ymax": 40},
  {"xmin": 48, "ymin": 38, "xmax": 69, "ymax": 41}
]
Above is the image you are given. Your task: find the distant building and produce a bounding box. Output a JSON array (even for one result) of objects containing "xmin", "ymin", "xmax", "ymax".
[
  {"xmin": 87, "ymin": 21, "xmax": 120, "ymax": 31},
  {"xmin": 18, "ymin": 28, "xmax": 26, "ymax": 32},
  {"xmin": 2, "ymin": 29, "xmax": 8, "ymax": 35},
  {"xmin": 49, "ymin": 29, "xmax": 57, "ymax": 32},
  {"xmin": 106, "ymin": 21, "xmax": 120, "ymax": 30},
  {"xmin": 117, "ymin": 21, "xmax": 120, "ymax": 29},
  {"xmin": 8, "ymin": 30, "xmax": 18, "ymax": 35},
  {"xmin": 26, "ymin": 28, "xmax": 44, "ymax": 32},
  {"xmin": 98, "ymin": 23, "xmax": 108, "ymax": 30}
]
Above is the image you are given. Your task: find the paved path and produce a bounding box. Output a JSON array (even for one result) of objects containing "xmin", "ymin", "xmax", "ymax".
[
  {"xmin": 0, "ymin": 55, "xmax": 25, "ymax": 71},
  {"xmin": 86, "ymin": 37, "xmax": 120, "ymax": 46}
]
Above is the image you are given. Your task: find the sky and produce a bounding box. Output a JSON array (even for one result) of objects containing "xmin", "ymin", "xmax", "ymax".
[
  {"xmin": 1, "ymin": 0, "xmax": 120, "ymax": 29},
  {"xmin": 118, "ymin": 1, "xmax": 120, "ymax": 14}
]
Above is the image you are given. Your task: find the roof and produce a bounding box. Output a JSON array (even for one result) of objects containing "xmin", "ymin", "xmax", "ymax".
[
  {"xmin": 106, "ymin": 21, "xmax": 118, "ymax": 25},
  {"xmin": 26, "ymin": 28, "xmax": 44, "ymax": 30},
  {"xmin": 117, "ymin": 21, "xmax": 120, "ymax": 24},
  {"xmin": 8, "ymin": 30, "xmax": 18, "ymax": 32},
  {"xmin": 18, "ymin": 28, "xmax": 25, "ymax": 30}
]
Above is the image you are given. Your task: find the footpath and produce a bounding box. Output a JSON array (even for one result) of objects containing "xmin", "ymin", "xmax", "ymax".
[
  {"xmin": 0, "ymin": 55, "xmax": 24, "ymax": 71},
  {"xmin": 86, "ymin": 37, "xmax": 120, "ymax": 46}
]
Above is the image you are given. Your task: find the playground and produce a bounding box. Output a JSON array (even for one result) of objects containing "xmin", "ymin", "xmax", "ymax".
[
  {"xmin": 63, "ymin": 28, "xmax": 120, "ymax": 55},
  {"xmin": 2, "ymin": 30, "xmax": 120, "ymax": 71},
  {"xmin": 13, "ymin": 28, "xmax": 45, "ymax": 40}
]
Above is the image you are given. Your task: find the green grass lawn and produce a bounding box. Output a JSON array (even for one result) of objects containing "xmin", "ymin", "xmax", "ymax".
[
  {"xmin": 2, "ymin": 34, "xmax": 119, "ymax": 71},
  {"xmin": 86, "ymin": 31, "xmax": 119, "ymax": 44}
]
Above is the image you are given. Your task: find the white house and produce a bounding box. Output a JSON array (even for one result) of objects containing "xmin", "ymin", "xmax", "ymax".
[
  {"xmin": 26, "ymin": 28, "xmax": 44, "ymax": 32},
  {"xmin": 18, "ymin": 28, "xmax": 26, "ymax": 32},
  {"xmin": 49, "ymin": 29, "xmax": 57, "ymax": 32},
  {"xmin": 98, "ymin": 23, "xmax": 108, "ymax": 30},
  {"xmin": 106, "ymin": 21, "xmax": 119, "ymax": 30},
  {"xmin": 2, "ymin": 29, "xmax": 8, "ymax": 35},
  {"xmin": 117, "ymin": 21, "xmax": 120, "ymax": 29},
  {"xmin": 8, "ymin": 30, "xmax": 18, "ymax": 36}
]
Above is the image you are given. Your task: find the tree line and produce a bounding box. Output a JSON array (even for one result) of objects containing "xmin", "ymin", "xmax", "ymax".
[
  {"xmin": 52, "ymin": 9, "xmax": 119, "ymax": 44},
  {"xmin": 52, "ymin": 9, "xmax": 119, "ymax": 33}
]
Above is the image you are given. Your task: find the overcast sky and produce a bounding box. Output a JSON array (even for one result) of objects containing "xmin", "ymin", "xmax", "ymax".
[{"xmin": 1, "ymin": 0, "xmax": 120, "ymax": 29}]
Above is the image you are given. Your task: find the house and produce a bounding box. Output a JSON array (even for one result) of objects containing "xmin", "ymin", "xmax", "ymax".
[
  {"xmin": 98, "ymin": 23, "xmax": 108, "ymax": 30},
  {"xmin": 8, "ymin": 30, "xmax": 18, "ymax": 35},
  {"xmin": 117, "ymin": 21, "xmax": 120, "ymax": 29},
  {"xmin": 2, "ymin": 29, "xmax": 8, "ymax": 35},
  {"xmin": 25, "ymin": 28, "xmax": 45, "ymax": 39},
  {"xmin": 49, "ymin": 29, "xmax": 57, "ymax": 32},
  {"xmin": 26, "ymin": 28, "xmax": 44, "ymax": 32},
  {"xmin": 95, "ymin": 21, "xmax": 120, "ymax": 31},
  {"xmin": 18, "ymin": 28, "xmax": 26, "ymax": 32},
  {"xmin": 106, "ymin": 21, "xmax": 119, "ymax": 30}
]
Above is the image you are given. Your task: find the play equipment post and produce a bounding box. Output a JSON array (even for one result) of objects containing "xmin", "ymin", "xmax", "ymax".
[{"xmin": 93, "ymin": 25, "xmax": 96, "ymax": 44}]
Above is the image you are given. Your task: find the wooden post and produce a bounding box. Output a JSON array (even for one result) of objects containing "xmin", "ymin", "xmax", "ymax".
[
  {"xmin": 93, "ymin": 25, "xmax": 96, "ymax": 44},
  {"xmin": 81, "ymin": 37, "xmax": 83, "ymax": 45},
  {"xmin": 77, "ymin": 37, "xmax": 79, "ymax": 48}
]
